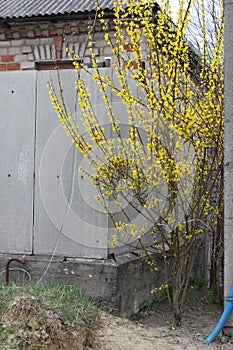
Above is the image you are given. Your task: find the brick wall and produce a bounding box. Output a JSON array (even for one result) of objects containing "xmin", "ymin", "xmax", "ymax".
[
  {"xmin": 0, "ymin": 20, "xmax": 113, "ymax": 71},
  {"xmin": 0, "ymin": 19, "xmax": 149, "ymax": 71}
]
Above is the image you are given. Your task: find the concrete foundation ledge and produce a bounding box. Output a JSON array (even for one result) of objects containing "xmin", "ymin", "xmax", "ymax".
[{"xmin": 0, "ymin": 252, "xmax": 163, "ymax": 317}]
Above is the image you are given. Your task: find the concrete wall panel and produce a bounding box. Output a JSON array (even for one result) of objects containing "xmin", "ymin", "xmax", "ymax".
[
  {"xmin": 0, "ymin": 71, "xmax": 36, "ymax": 253},
  {"xmin": 34, "ymin": 70, "xmax": 109, "ymax": 258},
  {"xmin": 0, "ymin": 68, "xmax": 142, "ymax": 258}
]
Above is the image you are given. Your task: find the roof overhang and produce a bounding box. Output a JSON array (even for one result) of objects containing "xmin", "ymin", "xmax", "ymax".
[{"xmin": 0, "ymin": 9, "xmax": 115, "ymax": 28}]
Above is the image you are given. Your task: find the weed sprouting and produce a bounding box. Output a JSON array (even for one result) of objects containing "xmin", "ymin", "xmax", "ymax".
[{"xmin": 0, "ymin": 282, "xmax": 99, "ymax": 349}]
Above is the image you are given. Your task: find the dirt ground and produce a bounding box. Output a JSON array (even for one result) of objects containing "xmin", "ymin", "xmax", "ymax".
[
  {"xmin": 1, "ymin": 294, "xmax": 233, "ymax": 349},
  {"xmin": 97, "ymin": 303, "xmax": 233, "ymax": 350}
]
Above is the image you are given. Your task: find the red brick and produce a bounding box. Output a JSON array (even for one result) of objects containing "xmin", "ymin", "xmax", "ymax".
[
  {"xmin": 1, "ymin": 55, "xmax": 14, "ymax": 62},
  {"xmin": 7, "ymin": 63, "xmax": 20, "ymax": 70},
  {"xmin": 79, "ymin": 26, "xmax": 87, "ymax": 33},
  {"xmin": 124, "ymin": 60, "xmax": 139, "ymax": 69},
  {"xmin": 124, "ymin": 44, "xmax": 133, "ymax": 52},
  {"xmin": 35, "ymin": 27, "xmax": 42, "ymax": 37},
  {"xmin": 56, "ymin": 36, "xmax": 63, "ymax": 51},
  {"xmin": 49, "ymin": 26, "xmax": 57, "ymax": 36},
  {"xmin": 94, "ymin": 25, "xmax": 102, "ymax": 32},
  {"xmin": 5, "ymin": 31, "xmax": 13, "ymax": 40},
  {"xmin": 20, "ymin": 29, "xmax": 28, "ymax": 38},
  {"xmin": 56, "ymin": 51, "xmax": 61, "ymax": 59},
  {"xmin": 0, "ymin": 64, "xmax": 6, "ymax": 71}
]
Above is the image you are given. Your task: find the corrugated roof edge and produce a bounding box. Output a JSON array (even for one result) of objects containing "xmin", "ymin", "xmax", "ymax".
[
  {"xmin": 0, "ymin": 2, "xmax": 160, "ymax": 25},
  {"xmin": 0, "ymin": 0, "xmax": 115, "ymax": 21},
  {"xmin": 0, "ymin": 9, "xmax": 115, "ymax": 24}
]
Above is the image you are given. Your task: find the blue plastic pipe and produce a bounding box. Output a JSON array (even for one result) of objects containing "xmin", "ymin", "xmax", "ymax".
[{"xmin": 204, "ymin": 284, "xmax": 233, "ymax": 344}]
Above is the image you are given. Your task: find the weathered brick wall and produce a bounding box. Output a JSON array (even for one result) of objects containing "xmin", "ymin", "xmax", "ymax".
[
  {"xmin": 0, "ymin": 20, "xmax": 113, "ymax": 71},
  {"xmin": 0, "ymin": 18, "xmax": 150, "ymax": 71}
]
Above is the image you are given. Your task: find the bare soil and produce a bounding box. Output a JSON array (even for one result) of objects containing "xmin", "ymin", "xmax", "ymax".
[
  {"xmin": 2, "ymin": 295, "xmax": 233, "ymax": 349},
  {"xmin": 97, "ymin": 302, "xmax": 233, "ymax": 350}
]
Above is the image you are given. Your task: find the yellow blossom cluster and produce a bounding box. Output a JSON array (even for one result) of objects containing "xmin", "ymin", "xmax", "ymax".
[{"xmin": 50, "ymin": 0, "xmax": 224, "ymax": 320}]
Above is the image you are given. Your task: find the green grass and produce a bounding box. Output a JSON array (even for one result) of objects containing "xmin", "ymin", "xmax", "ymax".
[
  {"xmin": 136, "ymin": 276, "xmax": 221, "ymax": 321},
  {"xmin": 137, "ymin": 293, "xmax": 167, "ymax": 318},
  {"xmin": 0, "ymin": 282, "xmax": 99, "ymax": 326},
  {"xmin": 0, "ymin": 282, "xmax": 100, "ymax": 349},
  {"xmin": 186, "ymin": 276, "xmax": 220, "ymax": 310}
]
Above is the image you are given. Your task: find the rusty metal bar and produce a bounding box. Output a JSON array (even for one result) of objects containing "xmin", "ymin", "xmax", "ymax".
[{"xmin": 5, "ymin": 258, "xmax": 25, "ymax": 285}]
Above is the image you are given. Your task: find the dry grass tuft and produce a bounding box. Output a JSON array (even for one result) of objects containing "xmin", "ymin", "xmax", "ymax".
[{"xmin": 0, "ymin": 285, "xmax": 100, "ymax": 350}]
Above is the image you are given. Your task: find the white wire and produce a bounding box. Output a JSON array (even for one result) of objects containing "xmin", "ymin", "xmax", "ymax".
[{"xmin": 37, "ymin": 143, "xmax": 78, "ymax": 284}]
